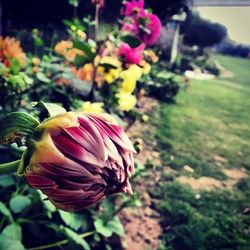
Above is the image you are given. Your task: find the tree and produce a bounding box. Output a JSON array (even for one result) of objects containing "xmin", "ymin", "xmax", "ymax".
[{"xmin": 182, "ymin": 13, "xmax": 227, "ymax": 48}]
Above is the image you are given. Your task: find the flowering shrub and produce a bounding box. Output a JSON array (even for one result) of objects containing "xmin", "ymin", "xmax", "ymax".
[
  {"xmin": 0, "ymin": 37, "xmax": 26, "ymax": 67},
  {"xmin": 0, "ymin": 1, "xmax": 164, "ymax": 248},
  {"xmin": 50, "ymin": 0, "xmax": 162, "ymax": 114},
  {"xmin": 0, "ymin": 103, "xmax": 142, "ymax": 249}
]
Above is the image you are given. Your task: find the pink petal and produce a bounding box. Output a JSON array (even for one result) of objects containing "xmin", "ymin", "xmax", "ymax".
[
  {"xmin": 52, "ymin": 133, "xmax": 104, "ymax": 167},
  {"xmin": 78, "ymin": 115, "xmax": 107, "ymax": 160},
  {"xmin": 89, "ymin": 115, "xmax": 136, "ymax": 153},
  {"xmin": 25, "ymin": 174, "xmax": 57, "ymax": 189}
]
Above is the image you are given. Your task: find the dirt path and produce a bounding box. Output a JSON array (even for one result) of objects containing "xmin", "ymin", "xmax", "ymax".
[{"xmin": 119, "ymin": 97, "xmax": 163, "ymax": 250}]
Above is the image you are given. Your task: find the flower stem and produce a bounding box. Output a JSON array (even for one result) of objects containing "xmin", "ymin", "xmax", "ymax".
[
  {"xmin": 27, "ymin": 231, "xmax": 95, "ymax": 250},
  {"xmin": 0, "ymin": 160, "xmax": 20, "ymax": 175},
  {"xmin": 94, "ymin": 3, "xmax": 100, "ymax": 41}
]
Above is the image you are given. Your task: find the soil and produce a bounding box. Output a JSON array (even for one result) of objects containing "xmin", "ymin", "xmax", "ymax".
[
  {"xmin": 177, "ymin": 176, "xmax": 223, "ymax": 191},
  {"xmin": 177, "ymin": 167, "xmax": 248, "ymax": 191},
  {"xmin": 119, "ymin": 97, "xmax": 162, "ymax": 250}
]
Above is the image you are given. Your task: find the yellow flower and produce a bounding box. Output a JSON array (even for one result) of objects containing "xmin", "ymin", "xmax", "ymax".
[
  {"xmin": 79, "ymin": 101, "xmax": 104, "ymax": 113},
  {"xmin": 144, "ymin": 50, "xmax": 159, "ymax": 63},
  {"xmin": 120, "ymin": 64, "xmax": 143, "ymax": 93},
  {"xmin": 98, "ymin": 56, "xmax": 121, "ymax": 84},
  {"xmin": 76, "ymin": 30, "xmax": 86, "ymax": 40},
  {"xmin": 32, "ymin": 57, "xmax": 41, "ymax": 66},
  {"xmin": 109, "ymin": 69, "xmax": 120, "ymax": 79},
  {"xmin": 0, "ymin": 36, "xmax": 26, "ymax": 67},
  {"xmin": 142, "ymin": 114, "xmax": 149, "ymax": 122},
  {"xmin": 127, "ymin": 64, "xmax": 142, "ymax": 80},
  {"xmin": 140, "ymin": 60, "xmax": 151, "ymax": 74},
  {"xmin": 104, "ymin": 68, "xmax": 120, "ymax": 84},
  {"xmin": 121, "ymin": 78, "xmax": 137, "ymax": 93},
  {"xmin": 100, "ymin": 56, "xmax": 121, "ymax": 68},
  {"xmin": 116, "ymin": 91, "xmax": 137, "ymax": 112}
]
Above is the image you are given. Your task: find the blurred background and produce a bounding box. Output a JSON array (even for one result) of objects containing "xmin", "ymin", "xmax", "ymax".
[{"xmin": 0, "ymin": 1, "xmax": 250, "ymax": 250}]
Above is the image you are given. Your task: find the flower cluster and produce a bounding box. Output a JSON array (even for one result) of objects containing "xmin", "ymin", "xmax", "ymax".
[
  {"xmin": 121, "ymin": 0, "xmax": 162, "ymax": 45},
  {"xmin": 54, "ymin": 40, "xmax": 84, "ymax": 62},
  {"xmin": 52, "ymin": 0, "xmax": 161, "ymax": 113},
  {"xmin": 0, "ymin": 36, "xmax": 26, "ymax": 67}
]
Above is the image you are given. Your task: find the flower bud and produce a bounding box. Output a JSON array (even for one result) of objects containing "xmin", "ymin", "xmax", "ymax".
[{"xmin": 23, "ymin": 112, "xmax": 135, "ymax": 211}]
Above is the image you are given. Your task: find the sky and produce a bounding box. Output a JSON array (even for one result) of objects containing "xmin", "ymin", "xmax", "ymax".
[{"xmin": 197, "ymin": 7, "xmax": 250, "ymax": 45}]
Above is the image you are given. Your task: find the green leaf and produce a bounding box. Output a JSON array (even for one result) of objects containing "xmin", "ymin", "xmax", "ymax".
[
  {"xmin": 120, "ymin": 35, "xmax": 141, "ymax": 48},
  {"xmin": 69, "ymin": 0, "xmax": 79, "ymax": 7},
  {"xmin": 59, "ymin": 210, "xmax": 72, "ymax": 226},
  {"xmin": 0, "ymin": 175, "xmax": 15, "ymax": 188},
  {"xmin": 10, "ymin": 195, "xmax": 31, "ymax": 214},
  {"xmin": 0, "ymin": 224, "xmax": 26, "ymax": 250},
  {"xmin": 0, "ymin": 112, "xmax": 39, "ymax": 144},
  {"xmin": 38, "ymin": 190, "xmax": 56, "ymax": 218},
  {"xmin": 94, "ymin": 216, "xmax": 125, "ymax": 237},
  {"xmin": 23, "ymin": 74, "xmax": 33, "ymax": 85},
  {"xmin": 10, "ymin": 58, "xmax": 21, "ymax": 74},
  {"xmin": 33, "ymin": 102, "xmax": 66, "ymax": 117},
  {"xmin": 73, "ymin": 54, "xmax": 90, "ymax": 67},
  {"xmin": 71, "ymin": 79, "xmax": 92, "ymax": 95},
  {"xmin": 59, "ymin": 211, "xmax": 85, "ymax": 231},
  {"xmin": 156, "ymin": 71, "xmax": 174, "ymax": 79},
  {"xmin": 60, "ymin": 226, "xmax": 90, "ymax": 250},
  {"xmin": 69, "ymin": 214, "xmax": 85, "ymax": 231},
  {"xmin": 94, "ymin": 218, "xmax": 113, "ymax": 237},
  {"xmin": 73, "ymin": 41, "xmax": 95, "ymax": 61},
  {"xmin": 36, "ymin": 72, "xmax": 50, "ymax": 83},
  {"xmin": 34, "ymin": 37, "xmax": 44, "ymax": 47},
  {"xmin": 0, "ymin": 202, "xmax": 13, "ymax": 222},
  {"xmin": 106, "ymin": 216, "xmax": 124, "ymax": 236}
]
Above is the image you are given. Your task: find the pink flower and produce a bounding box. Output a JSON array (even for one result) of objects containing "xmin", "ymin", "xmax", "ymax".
[
  {"xmin": 121, "ymin": 0, "xmax": 145, "ymax": 16},
  {"xmin": 140, "ymin": 13, "xmax": 162, "ymax": 46},
  {"xmin": 118, "ymin": 43, "xmax": 145, "ymax": 64},
  {"xmin": 121, "ymin": 11, "xmax": 162, "ymax": 46},
  {"xmin": 23, "ymin": 112, "xmax": 135, "ymax": 211}
]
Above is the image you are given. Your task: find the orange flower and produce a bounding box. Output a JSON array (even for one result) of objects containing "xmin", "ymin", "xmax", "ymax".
[
  {"xmin": 76, "ymin": 63, "xmax": 94, "ymax": 82},
  {"xmin": 0, "ymin": 36, "xmax": 26, "ymax": 67},
  {"xmin": 73, "ymin": 64, "xmax": 105, "ymax": 86},
  {"xmin": 54, "ymin": 40, "xmax": 84, "ymax": 62}
]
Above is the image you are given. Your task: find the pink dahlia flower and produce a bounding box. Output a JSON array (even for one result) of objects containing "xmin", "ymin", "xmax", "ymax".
[
  {"xmin": 121, "ymin": 12, "xmax": 161, "ymax": 46},
  {"xmin": 140, "ymin": 13, "xmax": 162, "ymax": 46},
  {"xmin": 118, "ymin": 43, "xmax": 145, "ymax": 64},
  {"xmin": 23, "ymin": 112, "xmax": 135, "ymax": 211},
  {"xmin": 121, "ymin": 0, "xmax": 145, "ymax": 16}
]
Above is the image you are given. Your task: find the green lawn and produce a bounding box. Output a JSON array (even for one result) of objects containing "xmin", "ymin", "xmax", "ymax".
[
  {"xmin": 152, "ymin": 55, "xmax": 250, "ymax": 250},
  {"xmin": 212, "ymin": 53, "xmax": 250, "ymax": 87},
  {"xmin": 155, "ymin": 55, "xmax": 250, "ymax": 178}
]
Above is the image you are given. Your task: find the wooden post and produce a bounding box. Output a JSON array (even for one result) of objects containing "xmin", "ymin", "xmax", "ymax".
[{"xmin": 170, "ymin": 22, "xmax": 180, "ymax": 68}]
